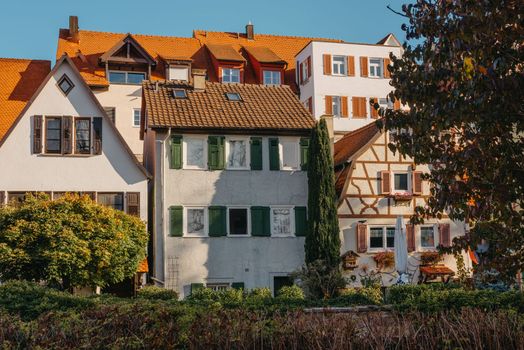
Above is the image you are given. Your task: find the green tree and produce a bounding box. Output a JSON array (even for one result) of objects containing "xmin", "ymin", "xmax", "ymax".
[
  {"xmin": 381, "ymin": 1, "xmax": 523, "ymax": 280},
  {"xmin": 0, "ymin": 193, "xmax": 148, "ymax": 289},
  {"xmin": 305, "ymin": 119, "xmax": 341, "ymax": 267}
]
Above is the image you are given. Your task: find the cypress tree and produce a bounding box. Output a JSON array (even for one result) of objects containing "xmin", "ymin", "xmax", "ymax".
[{"xmin": 305, "ymin": 118, "xmax": 341, "ymax": 267}]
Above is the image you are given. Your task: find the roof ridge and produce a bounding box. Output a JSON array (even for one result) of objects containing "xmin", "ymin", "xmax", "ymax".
[
  {"xmin": 0, "ymin": 57, "xmax": 50, "ymax": 63},
  {"xmin": 76, "ymin": 29, "xmax": 196, "ymax": 41},
  {"xmin": 193, "ymin": 29, "xmax": 343, "ymax": 41},
  {"xmin": 337, "ymin": 120, "xmax": 381, "ymax": 141}
]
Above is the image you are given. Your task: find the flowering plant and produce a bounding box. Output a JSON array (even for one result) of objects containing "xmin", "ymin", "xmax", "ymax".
[{"xmin": 373, "ymin": 251, "xmax": 395, "ymax": 270}]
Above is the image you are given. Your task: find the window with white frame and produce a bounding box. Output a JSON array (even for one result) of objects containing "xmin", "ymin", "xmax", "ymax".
[
  {"xmin": 420, "ymin": 226, "xmax": 437, "ymax": 248},
  {"xmin": 271, "ymin": 207, "xmax": 293, "ymax": 236},
  {"xmin": 378, "ymin": 98, "xmax": 394, "ymax": 110},
  {"xmin": 301, "ymin": 59, "xmax": 309, "ymax": 82},
  {"xmin": 133, "ymin": 109, "xmax": 141, "ymax": 127},
  {"xmin": 263, "ymin": 70, "xmax": 281, "ymax": 85},
  {"xmin": 183, "ymin": 137, "xmax": 206, "ymax": 170},
  {"xmin": 168, "ymin": 66, "xmax": 189, "ymax": 81},
  {"xmin": 228, "ymin": 208, "xmax": 249, "ymax": 235},
  {"xmin": 108, "ymin": 71, "xmax": 147, "ymax": 84},
  {"xmin": 393, "ymin": 172, "xmax": 409, "ymax": 192},
  {"xmin": 332, "ymin": 55, "xmax": 346, "ymax": 75},
  {"xmin": 280, "ymin": 139, "xmax": 299, "ymax": 170},
  {"xmin": 369, "ymin": 226, "xmax": 395, "ymax": 250},
  {"xmin": 226, "ymin": 137, "xmax": 249, "ymax": 169},
  {"xmin": 369, "ymin": 58, "xmax": 383, "ymax": 78},
  {"xmin": 222, "ymin": 68, "xmax": 240, "ymax": 83},
  {"xmin": 185, "ymin": 207, "xmax": 207, "ymax": 237},
  {"xmin": 332, "ymin": 96, "xmax": 341, "ymax": 117}
]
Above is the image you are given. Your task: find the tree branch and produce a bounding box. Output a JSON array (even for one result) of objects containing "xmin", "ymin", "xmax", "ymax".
[{"xmin": 387, "ymin": 4, "xmax": 409, "ymax": 18}]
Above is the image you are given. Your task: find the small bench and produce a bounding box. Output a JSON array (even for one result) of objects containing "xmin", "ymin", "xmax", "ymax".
[{"xmin": 418, "ymin": 264, "xmax": 455, "ymax": 284}]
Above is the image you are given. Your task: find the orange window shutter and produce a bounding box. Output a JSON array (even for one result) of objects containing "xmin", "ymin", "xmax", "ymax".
[
  {"xmin": 439, "ymin": 223, "xmax": 451, "ymax": 247},
  {"xmin": 325, "ymin": 96, "xmax": 333, "ymax": 115},
  {"xmin": 394, "ymin": 99, "xmax": 401, "ymax": 110},
  {"xmin": 323, "ymin": 54, "xmax": 332, "ymax": 75},
  {"xmin": 357, "ymin": 223, "xmax": 368, "ymax": 253},
  {"xmin": 381, "ymin": 170, "xmax": 391, "ymax": 194},
  {"xmin": 307, "ymin": 56, "xmax": 312, "ymax": 78},
  {"xmin": 360, "ymin": 56, "xmax": 368, "ymax": 77},
  {"xmin": 413, "ymin": 171, "xmax": 423, "ymax": 195},
  {"xmin": 347, "ymin": 56, "xmax": 355, "ymax": 76},
  {"xmin": 360, "ymin": 97, "xmax": 368, "ymax": 117},
  {"xmin": 352, "ymin": 97, "xmax": 359, "ymax": 118},
  {"xmin": 406, "ymin": 224, "xmax": 415, "ymax": 252},
  {"xmin": 370, "ymin": 97, "xmax": 379, "ymax": 119},
  {"xmin": 341, "ymin": 96, "xmax": 348, "ymax": 117},
  {"xmin": 384, "ymin": 58, "xmax": 391, "ymax": 78}
]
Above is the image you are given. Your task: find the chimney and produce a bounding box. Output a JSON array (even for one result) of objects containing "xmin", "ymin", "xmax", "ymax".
[
  {"xmin": 69, "ymin": 16, "xmax": 79, "ymax": 43},
  {"xmin": 191, "ymin": 69, "xmax": 207, "ymax": 91},
  {"xmin": 245, "ymin": 21, "xmax": 254, "ymax": 40}
]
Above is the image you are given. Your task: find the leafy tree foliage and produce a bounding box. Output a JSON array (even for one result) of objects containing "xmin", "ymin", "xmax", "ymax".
[
  {"xmin": 0, "ymin": 193, "xmax": 148, "ymax": 289},
  {"xmin": 305, "ymin": 119, "xmax": 341, "ymax": 267},
  {"xmin": 381, "ymin": 1, "xmax": 523, "ymax": 280}
]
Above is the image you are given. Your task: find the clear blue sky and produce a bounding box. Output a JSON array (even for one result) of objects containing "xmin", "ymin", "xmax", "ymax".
[{"xmin": 0, "ymin": 0, "xmax": 409, "ymax": 62}]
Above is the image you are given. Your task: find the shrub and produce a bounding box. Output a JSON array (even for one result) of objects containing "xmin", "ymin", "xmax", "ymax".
[
  {"xmin": 137, "ymin": 285, "xmax": 179, "ymax": 301},
  {"xmin": 292, "ymin": 260, "xmax": 346, "ymax": 299},
  {"xmin": 276, "ymin": 285, "xmax": 305, "ymax": 301},
  {"xmin": 245, "ymin": 288, "xmax": 272, "ymax": 303},
  {"xmin": 185, "ymin": 287, "xmax": 243, "ymax": 307},
  {"xmin": 333, "ymin": 286, "xmax": 383, "ymax": 306}
]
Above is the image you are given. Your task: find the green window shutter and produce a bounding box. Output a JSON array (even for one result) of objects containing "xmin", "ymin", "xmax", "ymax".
[
  {"xmin": 300, "ymin": 138, "xmax": 310, "ymax": 171},
  {"xmin": 268, "ymin": 137, "xmax": 280, "ymax": 170},
  {"xmin": 191, "ymin": 283, "xmax": 204, "ymax": 294},
  {"xmin": 294, "ymin": 206, "xmax": 307, "ymax": 236},
  {"xmin": 169, "ymin": 206, "xmax": 183, "ymax": 237},
  {"xmin": 231, "ymin": 282, "xmax": 245, "ymax": 290},
  {"xmin": 208, "ymin": 206, "xmax": 227, "ymax": 236},
  {"xmin": 170, "ymin": 135, "xmax": 182, "ymax": 169},
  {"xmin": 208, "ymin": 136, "xmax": 225, "ymax": 170},
  {"xmin": 250, "ymin": 137, "xmax": 263, "ymax": 170},
  {"xmin": 251, "ymin": 206, "xmax": 270, "ymax": 237}
]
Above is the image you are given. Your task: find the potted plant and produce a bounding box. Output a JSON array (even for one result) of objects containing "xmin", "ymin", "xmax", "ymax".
[{"xmin": 373, "ymin": 251, "xmax": 395, "ymax": 270}]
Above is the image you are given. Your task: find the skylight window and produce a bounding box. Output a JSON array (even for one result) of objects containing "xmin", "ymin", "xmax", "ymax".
[
  {"xmin": 225, "ymin": 92, "xmax": 242, "ymax": 101},
  {"xmin": 173, "ymin": 89, "xmax": 188, "ymax": 99},
  {"xmin": 58, "ymin": 74, "xmax": 74, "ymax": 96}
]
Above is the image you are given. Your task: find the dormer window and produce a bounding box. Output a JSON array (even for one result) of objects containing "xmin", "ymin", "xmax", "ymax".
[
  {"xmin": 58, "ymin": 74, "xmax": 74, "ymax": 96},
  {"xmin": 222, "ymin": 68, "xmax": 240, "ymax": 83},
  {"xmin": 173, "ymin": 89, "xmax": 188, "ymax": 99},
  {"xmin": 108, "ymin": 71, "xmax": 147, "ymax": 84},
  {"xmin": 263, "ymin": 70, "xmax": 281, "ymax": 85},
  {"xmin": 225, "ymin": 92, "xmax": 242, "ymax": 101},
  {"xmin": 168, "ymin": 66, "xmax": 189, "ymax": 81}
]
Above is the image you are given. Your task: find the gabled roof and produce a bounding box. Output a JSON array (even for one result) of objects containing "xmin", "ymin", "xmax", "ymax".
[
  {"xmin": 99, "ymin": 33, "xmax": 157, "ymax": 65},
  {"xmin": 376, "ymin": 33, "xmax": 401, "ymax": 47},
  {"xmin": 143, "ymin": 81, "xmax": 315, "ymax": 132},
  {"xmin": 206, "ymin": 44, "xmax": 246, "ymax": 62},
  {"xmin": 334, "ymin": 122, "xmax": 381, "ymax": 166},
  {"xmin": 244, "ymin": 46, "xmax": 286, "ymax": 64},
  {"xmin": 0, "ymin": 58, "xmax": 50, "ymax": 141},
  {"xmin": 0, "ymin": 54, "xmax": 150, "ymax": 178}
]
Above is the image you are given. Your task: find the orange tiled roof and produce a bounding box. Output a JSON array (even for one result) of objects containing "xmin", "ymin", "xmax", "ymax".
[
  {"xmin": 57, "ymin": 28, "xmax": 343, "ymax": 90},
  {"xmin": 0, "ymin": 58, "xmax": 51, "ymax": 142},
  {"xmin": 206, "ymin": 43, "xmax": 246, "ymax": 62},
  {"xmin": 244, "ymin": 46, "xmax": 285, "ymax": 64},
  {"xmin": 143, "ymin": 80, "xmax": 315, "ymax": 132},
  {"xmin": 334, "ymin": 122, "xmax": 381, "ymax": 166}
]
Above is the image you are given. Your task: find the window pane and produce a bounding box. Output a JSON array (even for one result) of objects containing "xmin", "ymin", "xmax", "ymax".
[
  {"xmin": 186, "ymin": 138, "xmax": 205, "ymax": 168},
  {"xmin": 272, "ymin": 208, "xmax": 291, "ymax": 235},
  {"xmin": 75, "ymin": 119, "xmax": 91, "ymax": 154},
  {"xmin": 282, "ymin": 141, "xmax": 298, "ymax": 168},
  {"xmin": 229, "ymin": 208, "xmax": 248, "ymax": 235},
  {"xmin": 109, "ymin": 72, "xmax": 126, "ymax": 83},
  {"xmin": 46, "ymin": 118, "xmax": 61, "ymax": 153},
  {"xmin": 421, "ymin": 227, "xmax": 435, "ymax": 247},
  {"xmin": 228, "ymin": 140, "xmax": 246, "ymax": 168},
  {"xmin": 332, "ymin": 56, "xmax": 346, "ymax": 75},
  {"xmin": 370, "ymin": 227, "xmax": 384, "ymax": 248},
  {"xmin": 133, "ymin": 109, "xmax": 141, "ymax": 127},
  {"xmin": 187, "ymin": 208, "xmax": 205, "ymax": 235},
  {"xmin": 98, "ymin": 193, "xmax": 124, "ymax": 211},
  {"xmin": 332, "ymin": 96, "xmax": 341, "ymax": 116},
  {"xmin": 394, "ymin": 173, "xmax": 408, "ymax": 191},
  {"xmin": 386, "ymin": 227, "xmax": 395, "ymax": 248},
  {"xmin": 127, "ymin": 72, "xmax": 146, "ymax": 84}
]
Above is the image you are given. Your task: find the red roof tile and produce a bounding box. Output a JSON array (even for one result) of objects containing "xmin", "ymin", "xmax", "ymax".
[{"xmin": 334, "ymin": 122, "xmax": 381, "ymax": 166}]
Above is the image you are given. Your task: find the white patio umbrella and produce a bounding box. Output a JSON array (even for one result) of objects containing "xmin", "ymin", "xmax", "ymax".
[{"xmin": 394, "ymin": 215, "xmax": 408, "ymax": 275}]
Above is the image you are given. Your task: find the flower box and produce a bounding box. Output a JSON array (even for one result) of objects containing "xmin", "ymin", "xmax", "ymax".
[{"xmin": 390, "ymin": 193, "xmax": 413, "ymax": 201}]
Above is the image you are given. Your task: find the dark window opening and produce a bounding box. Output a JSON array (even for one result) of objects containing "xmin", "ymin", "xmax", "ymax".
[
  {"xmin": 173, "ymin": 89, "xmax": 188, "ymax": 99},
  {"xmin": 45, "ymin": 117, "xmax": 62, "ymax": 154},
  {"xmin": 229, "ymin": 208, "xmax": 248, "ymax": 235},
  {"xmin": 394, "ymin": 173, "xmax": 408, "ymax": 191},
  {"xmin": 98, "ymin": 193, "xmax": 124, "ymax": 211},
  {"xmin": 75, "ymin": 118, "xmax": 91, "ymax": 154},
  {"xmin": 225, "ymin": 92, "xmax": 242, "ymax": 101},
  {"xmin": 273, "ymin": 276, "xmax": 293, "ymax": 297}
]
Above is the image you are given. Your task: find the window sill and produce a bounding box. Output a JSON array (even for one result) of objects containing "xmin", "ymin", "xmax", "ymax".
[
  {"xmin": 109, "ymin": 82, "xmax": 143, "ymax": 86},
  {"xmin": 225, "ymin": 167, "xmax": 250, "ymax": 171},
  {"xmin": 37, "ymin": 153, "xmax": 94, "ymax": 158},
  {"xmin": 351, "ymin": 116, "xmax": 368, "ymax": 119}
]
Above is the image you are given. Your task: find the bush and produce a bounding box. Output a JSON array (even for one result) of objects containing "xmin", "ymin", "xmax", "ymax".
[
  {"xmin": 245, "ymin": 288, "xmax": 272, "ymax": 303},
  {"xmin": 292, "ymin": 260, "xmax": 346, "ymax": 299},
  {"xmin": 332, "ymin": 286, "xmax": 383, "ymax": 306},
  {"xmin": 137, "ymin": 285, "xmax": 179, "ymax": 301},
  {"xmin": 276, "ymin": 285, "xmax": 305, "ymax": 301},
  {"xmin": 185, "ymin": 287, "xmax": 243, "ymax": 307}
]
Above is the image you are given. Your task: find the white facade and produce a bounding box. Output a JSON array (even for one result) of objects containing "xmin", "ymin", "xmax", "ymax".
[
  {"xmin": 0, "ymin": 57, "xmax": 149, "ymax": 222},
  {"xmin": 295, "ymin": 40, "xmax": 402, "ymax": 133},
  {"xmin": 146, "ymin": 129, "xmax": 308, "ymax": 298}
]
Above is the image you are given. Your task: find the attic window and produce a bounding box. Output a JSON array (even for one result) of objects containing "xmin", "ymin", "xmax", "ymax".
[
  {"xmin": 58, "ymin": 74, "xmax": 74, "ymax": 96},
  {"xmin": 173, "ymin": 89, "xmax": 187, "ymax": 99},
  {"xmin": 225, "ymin": 92, "xmax": 242, "ymax": 101}
]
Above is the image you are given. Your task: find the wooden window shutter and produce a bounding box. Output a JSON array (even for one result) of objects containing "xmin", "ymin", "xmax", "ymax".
[
  {"xmin": 231, "ymin": 282, "xmax": 245, "ymax": 290},
  {"xmin": 208, "ymin": 206, "xmax": 227, "ymax": 236},
  {"xmin": 92, "ymin": 117, "xmax": 103, "ymax": 155},
  {"xmin": 251, "ymin": 206, "xmax": 270, "ymax": 237},
  {"xmin": 208, "ymin": 136, "xmax": 225, "ymax": 170},
  {"xmin": 341, "ymin": 96, "xmax": 348, "ymax": 118},
  {"xmin": 126, "ymin": 192, "xmax": 140, "ymax": 217},
  {"xmin": 307, "ymin": 56, "xmax": 312, "ymax": 78},
  {"xmin": 412, "ymin": 171, "xmax": 423, "ymax": 195},
  {"xmin": 32, "ymin": 115, "xmax": 43, "ymax": 154},
  {"xmin": 359, "ymin": 97, "xmax": 368, "ymax": 118},
  {"xmin": 360, "ymin": 56, "xmax": 368, "ymax": 77},
  {"xmin": 439, "ymin": 223, "xmax": 451, "ymax": 247},
  {"xmin": 299, "ymin": 62, "xmax": 304, "ymax": 84},
  {"xmin": 394, "ymin": 99, "xmax": 401, "ymax": 110},
  {"xmin": 169, "ymin": 206, "xmax": 183, "ymax": 237},
  {"xmin": 300, "ymin": 138, "xmax": 310, "ymax": 170},
  {"xmin": 170, "ymin": 135, "xmax": 183, "ymax": 169},
  {"xmin": 268, "ymin": 137, "xmax": 280, "ymax": 171},
  {"xmin": 0, "ymin": 191, "xmax": 4, "ymax": 206},
  {"xmin": 357, "ymin": 223, "xmax": 367, "ymax": 253},
  {"xmin": 383, "ymin": 58, "xmax": 391, "ymax": 78},
  {"xmin": 381, "ymin": 170, "xmax": 391, "ymax": 194},
  {"xmin": 323, "ymin": 54, "xmax": 332, "ymax": 75},
  {"xmin": 250, "ymin": 137, "xmax": 263, "ymax": 170},
  {"xmin": 370, "ymin": 98, "xmax": 379, "ymax": 119},
  {"xmin": 347, "ymin": 56, "xmax": 355, "ymax": 76},
  {"xmin": 307, "ymin": 97, "xmax": 313, "ymax": 113},
  {"xmin": 294, "ymin": 206, "xmax": 307, "ymax": 237},
  {"xmin": 406, "ymin": 224, "xmax": 415, "ymax": 252},
  {"xmin": 62, "ymin": 116, "xmax": 73, "ymax": 155},
  {"xmin": 352, "ymin": 97, "xmax": 359, "ymax": 118},
  {"xmin": 325, "ymin": 96, "xmax": 333, "ymax": 115}
]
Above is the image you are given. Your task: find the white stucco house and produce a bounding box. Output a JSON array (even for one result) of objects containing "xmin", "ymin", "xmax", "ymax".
[
  {"xmin": 295, "ymin": 34, "xmax": 403, "ymax": 136},
  {"xmin": 333, "ymin": 122, "xmax": 472, "ymax": 285},
  {"xmin": 0, "ymin": 54, "xmax": 149, "ymax": 227},
  {"xmin": 142, "ymin": 71, "xmax": 315, "ymax": 297}
]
